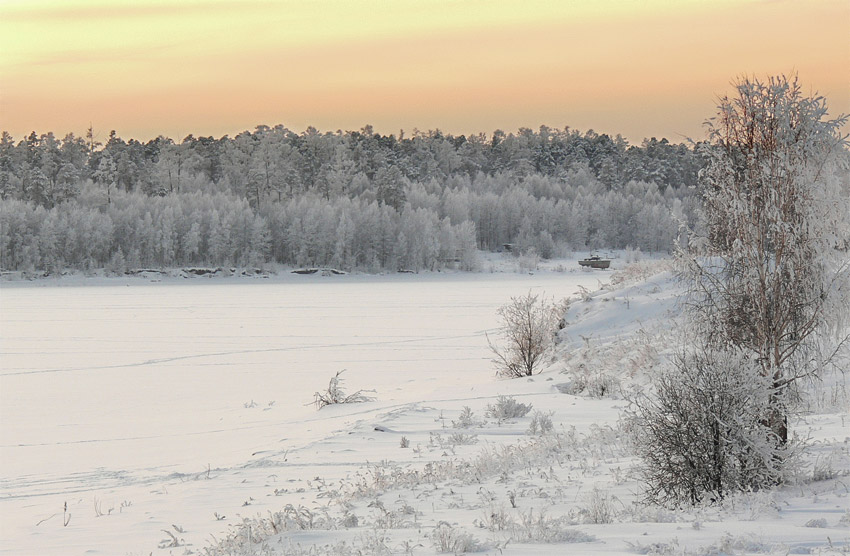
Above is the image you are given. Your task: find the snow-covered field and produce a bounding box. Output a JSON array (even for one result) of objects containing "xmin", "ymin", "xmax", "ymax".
[{"xmin": 1, "ymin": 259, "xmax": 848, "ymax": 555}]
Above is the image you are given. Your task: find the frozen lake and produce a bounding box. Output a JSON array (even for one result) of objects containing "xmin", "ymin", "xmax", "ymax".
[{"xmin": 0, "ymin": 270, "xmax": 600, "ymax": 554}]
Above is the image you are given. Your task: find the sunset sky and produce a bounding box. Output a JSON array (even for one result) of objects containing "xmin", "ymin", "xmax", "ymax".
[{"xmin": 1, "ymin": 0, "xmax": 848, "ymax": 144}]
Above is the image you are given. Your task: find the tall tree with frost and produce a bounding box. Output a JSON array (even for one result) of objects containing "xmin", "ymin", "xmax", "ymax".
[{"xmin": 684, "ymin": 74, "xmax": 850, "ymax": 443}]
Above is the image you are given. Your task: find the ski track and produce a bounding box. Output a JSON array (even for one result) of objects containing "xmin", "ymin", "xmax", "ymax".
[
  {"xmin": 1, "ymin": 386, "xmax": 567, "ymax": 501},
  {"xmin": 0, "ymin": 331, "xmax": 495, "ymax": 377}
]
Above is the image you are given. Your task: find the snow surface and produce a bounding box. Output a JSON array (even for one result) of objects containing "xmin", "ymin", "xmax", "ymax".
[{"xmin": 1, "ymin": 259, "xmax": 848, "ymax": 555}]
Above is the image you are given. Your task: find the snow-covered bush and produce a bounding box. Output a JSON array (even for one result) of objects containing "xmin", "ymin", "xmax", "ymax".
[
  {"xmin": 559, "ymin": 368, "xmax": 620, "ymax": 399},
  {"xmin": 485, "ymin": 396, "xmax": 532, "ymax": 420},
  {"xmin": 201, "ymin": 505, "xmax": 341, "ymax": 556},
  {"xmin": 558, "ymin": 328, "xmax": 662, "ymax": 399},
  {"xmin": 367, "ymin": 500, "xmax": 417, "ymax": 530},
  {"xmin": 576, "ymin": 487, "xmax": 615, "ymax": 524},
  {"xmin": 628, "ymin": 348, "xmax": 788, "ymax": 506},
  {"xmin": 508, "ymin": 509, "xmax": 595, "ymax": 544},
  {"xmin": 313, "ymin": 370, "xmax": 374, "ymax": 409},
  {"xmin": 526, "ymin": 410, "xmax": 554, "ymax": 435},
  {"xmin": 432, "ymin": 432, "xmax": 479, "ymax": 448},
  {"xmin": 608, "ymin": 258, "xmax": 672, "ymax": 288},
  {"xmin": 452, "ymin": 406, "xmax": 482, "ymax": 429},
  {"xmin": 476, "ymin": 503, "xmax": 512, "ymax": 532},
  {"xmin": 516, "ymin": 250, "xmax": 539, "ymax": 272},
  {"xmin": 489, "ymin": 292, "xmax": 560, "ymax": 377},
  {"xmin": 430, "ymin": 522, "xmax": 482, "ymax": 554},
  {"xmin": 624, "ymin": 246, "xmax": 643, "ymax": 263}
]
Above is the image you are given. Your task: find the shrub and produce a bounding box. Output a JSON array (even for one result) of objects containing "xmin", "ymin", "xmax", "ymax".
[
  {"xmin": 578, "ymin": 487, "xmax": 614, "ymax": 524},
  {"xmin": 430, "ymin": 522, "xmax": 481, "ymax": 554},
  {"xmin": 489, "ymin": 292, "xmax": 559, "ymax": 377},
  {"xmin": 627, "ymin": 348, "xmax": 787, "ymax": 506},
  {"xmin": 508, "ymin": 509, "xmax": 595, "ymax": 544},
  {"xmin": 313, "ymin": 370, "xmax": 374, "ymax": 409},
  {"xmin": 485, "ymin": 395, "xmax": 532, "ymax": 420},
  {"xmin": 526, "ymin": 411, "xmax": 554, "ymax": 435},
  {"xmin": 447, "ymin": 432, "xmax": 479, "ymax": 446},
  {"xmin": 452, "ymin": 406, "xmax": 482, "ymax": 429}
]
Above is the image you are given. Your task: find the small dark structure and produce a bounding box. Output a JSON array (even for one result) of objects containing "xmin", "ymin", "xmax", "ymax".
[{"xmin": 578, "ymin": 255, "xmax": 611, "ymax": 269}]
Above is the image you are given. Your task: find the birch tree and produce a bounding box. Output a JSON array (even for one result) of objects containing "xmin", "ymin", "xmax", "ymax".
[{"xmin": 684, "ymin": 75, "xmax": 850, "ymax": 444}]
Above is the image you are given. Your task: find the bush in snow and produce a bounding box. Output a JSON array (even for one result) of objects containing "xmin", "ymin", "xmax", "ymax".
[
  {"xmin": 430, "ymin": 522, "xmax": 482, "ymax": 554},
  {"xmin": 313, "ymin": 370, "xmax": 374, "ymax": 409},
  {"xmin": 526, "ymin": 410, "xmax": 554, "ymax": 435},
  {"xmin": 508, "ymin": 509, "xmax": 595, "ymax": 544},
  {"xmin": 627, "ymin": 348, "xmax": 788, "ymax": 506},
  {"xmin": 432, "ymin": 432, "xmax": 479, "ymax": 448},
  {"xmin": 576, "ymin": 487, "xmax": 615, "ymax": 524},
  {"xmin": 559, "ymin": 368, "xmax": 620, "ymax": 399},
  {"xmin": 608, "ymin": 258, "xmax": 672, "ymax": 288},
  {"xmin": 488, "ymin": 292, "xmax": 560, "ymax": 377},
  {"xmin": 485, "ymin": 395, "xmax": 532, "ymax": 420},
  {"xmin": 452, "ymin": 406, "xmax": 483, "ymax": 429}
]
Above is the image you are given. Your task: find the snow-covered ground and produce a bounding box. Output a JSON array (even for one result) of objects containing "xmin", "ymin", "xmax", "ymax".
[{"xmin": 1, "ymin": 258, "xmax": 848, "ymax": 555}]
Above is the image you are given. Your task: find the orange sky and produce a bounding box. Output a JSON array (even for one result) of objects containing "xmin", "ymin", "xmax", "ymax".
[{"xmin": 1, "ymin": 0, "xmax": 848, "ymax": 144}]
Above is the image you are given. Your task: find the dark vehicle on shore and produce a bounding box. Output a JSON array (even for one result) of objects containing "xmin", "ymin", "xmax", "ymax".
[{"xmin": 578, "ymin": 255, "xmax": 611, "ymax": 269}]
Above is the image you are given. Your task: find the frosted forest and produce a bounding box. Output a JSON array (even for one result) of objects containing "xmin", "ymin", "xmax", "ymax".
[
  {"xmin": 1, "ymin": 76, "xmax": 849, "ymax": 556},
  {"xmin": 0, "ymin": 126, "xmax": 698, "ymax": 273}
]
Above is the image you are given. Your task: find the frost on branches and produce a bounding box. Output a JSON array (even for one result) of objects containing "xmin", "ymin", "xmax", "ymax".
[
  {"xmin": 629, "ymin": 348, "xmax": 787, "ymax": 505},
  {"xmin": 633, "ymin": 75, "xmax": 849, "ymax": 507},
  {"xmin": 685, "ymin": 74, "xmax": 850, "ymax": 443},
  {"xmin": 488, "ymin": 293, "xmax": 561, "ymax": 378}
]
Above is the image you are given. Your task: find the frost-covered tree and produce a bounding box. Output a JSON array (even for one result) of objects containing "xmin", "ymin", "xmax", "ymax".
[
  {"xmin": 0, "ymin": 132, "xmax": 18, "ymax": 200},
  {"xmin": 153, "ymin": 138, "xmax": 198, "ymax": 195},
  {"xmin": 374, "ymin": 165, "xmax": 406, "ymax": 211},
  {"xmin": 489, "ymin": 292, "xmax": 560, "ymax": 378},
  {"xmin": 683, "ymin": 74, "xmax": 850, "ymax": 444},
  {"xmin": 93, "ymin": 152, "xmax": 118, "ymax": 205},
  {"xmin": 629, "ymin": 76, "xmax": 848, "ymax": 507}
]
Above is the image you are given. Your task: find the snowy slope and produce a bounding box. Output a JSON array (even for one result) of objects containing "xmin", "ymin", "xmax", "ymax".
[{"xmin": 1, "ymin": 260, "xmax": 847, "ymax": 555}]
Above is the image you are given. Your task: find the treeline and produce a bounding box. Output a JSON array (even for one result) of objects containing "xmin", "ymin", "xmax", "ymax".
[
  {"xmin": 0, "ymin": 126, "xmax": 699, "ymax": 272},
  {"xmin": 0, "ymin": 191, "xmax": 479, "ymax": 273}
]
